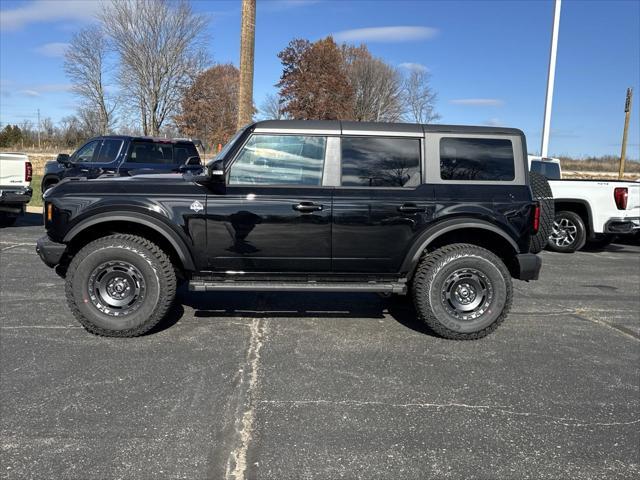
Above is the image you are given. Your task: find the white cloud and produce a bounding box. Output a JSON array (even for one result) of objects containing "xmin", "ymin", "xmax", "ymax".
[
  {"xmin": 450, "ymin": 98, "xmax": 505, "ymax": 107},
  {"xmin": 16, "ymin": 84, "xmax": 72, "ymax": 98},
  {"xmin": 20, "ymin": 90, "xmax": 41, "ymax": 98},
  {"xmin": 34, "ymin": 42, "xmax": 70, "ymax": 58},
  {"xmin": 1, "ymin": 0, "xmax": 102, "ymax": 31},
  {"xmin": 333, "ymin": 26, "xmax": 438, "ymax": 43},
  {"xmin": 398, "ymin": 62, "xmax": 429, "ymax": 73}
]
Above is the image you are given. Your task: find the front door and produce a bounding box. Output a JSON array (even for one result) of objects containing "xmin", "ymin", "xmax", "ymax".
[
  {"xmin": 206, "ymin": 134, "xmax": 333, "ymax": 272},
  {"xmin": 332, "ymin": 136, "xmax": 434, "ymax": 273}
]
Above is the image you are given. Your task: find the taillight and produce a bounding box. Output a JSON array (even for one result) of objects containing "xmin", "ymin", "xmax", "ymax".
[
  {"xmin": 25, "ymin": 161, "xmax": 33, "ymax": 182},
  {"xmin": 614, "ymin": 187, "xmax": 628, "ymax": 210},
  {"xmin": 46, "ymin": 203, "xmax": 53, "ymax": 222},
  {"xmin": 532, "ymin": 203, "xmax": 541, "ymax": 233}
]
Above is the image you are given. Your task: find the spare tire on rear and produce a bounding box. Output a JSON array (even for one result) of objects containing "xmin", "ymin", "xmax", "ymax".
[{"xmin": 528, "ymin": 171, "xmax": 554, "ymax": 253}]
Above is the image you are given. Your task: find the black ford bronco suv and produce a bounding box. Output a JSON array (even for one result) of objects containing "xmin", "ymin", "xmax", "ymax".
[{"xmin": 37, "ymin": 121, "xmax": 544, "ymax": 340}]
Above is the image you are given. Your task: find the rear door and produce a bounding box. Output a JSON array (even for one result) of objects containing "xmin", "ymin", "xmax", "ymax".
[
  {"xmin": 206, "ymin": 133, "xmax": 334, "ymax": 272},
  {"xmin": 119, "ymin": 141, "xmax": 190, "ymax": 175},
  {"xmin": 332, "ymin": 135, "xmax": 434, "ymax": 273}
]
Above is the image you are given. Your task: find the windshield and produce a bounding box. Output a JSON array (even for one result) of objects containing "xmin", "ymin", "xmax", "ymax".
[{"xmin": 213, "ymin": 128, "xmax": 247, "ymax": 162}]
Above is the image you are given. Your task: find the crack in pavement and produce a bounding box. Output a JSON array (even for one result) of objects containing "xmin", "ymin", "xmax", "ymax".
[
  {"xmin": 224, "ymin": 316, "xmax": 268, "ymax": 480},
  {"xmin": 258, "ymin": 399, "xmax": 640, "ymax": 427}
]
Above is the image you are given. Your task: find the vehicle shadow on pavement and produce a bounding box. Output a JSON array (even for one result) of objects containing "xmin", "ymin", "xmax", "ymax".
[
  {"xmin": 10, "ymin": 212, "xmax": 43, "ymax": 227},
  {"xmin": 175, "ymin": 287, "xmax": 436, "ymax": 337}
]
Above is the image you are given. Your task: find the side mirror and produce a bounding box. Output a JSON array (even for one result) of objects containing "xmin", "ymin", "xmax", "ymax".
[
  {"xmin": 56, "ymin": 153, "xmax": 71, "ymax": 166},
  {"xmin": 208, "ymin": 159, "xmax": 225, "ymax": 184}
]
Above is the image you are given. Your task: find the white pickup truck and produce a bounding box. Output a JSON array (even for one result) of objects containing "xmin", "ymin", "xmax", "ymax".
[
  {"xmin": 529, "ymin": 156, "xmax": 640, "ymax": 252},
  {"xmin": 0, "ymin": 152, "xmax": 33, "ymax": 226}
]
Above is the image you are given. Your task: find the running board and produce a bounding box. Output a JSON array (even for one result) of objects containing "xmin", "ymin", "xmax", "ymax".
[{"xmin": 189, "ymin": 280, "xmax": 407, "ymax": 294}]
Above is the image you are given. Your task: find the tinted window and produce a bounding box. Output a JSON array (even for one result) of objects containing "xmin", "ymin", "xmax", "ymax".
[
  {"xmin": 74, "ymin": 140, "xmax": 100, "ymax": 163},
  {"xmin": 127, "ymin": 142, "xmax": 175, "ymax": 165},
  {"xmin": 440, "ymin": 137, "xmax": 515, "ymax": 181},
  {"xmin": 530, "ymin": 160, "xmax": 561, "ymax": 180},
  {"xmin": 341, "ymin": 137, "xmax": 421, "ymax": 187},
  {"xmin": 174, "ymin": 144, "xmax": 199, "ymax": 164},
  {"xmin": 95, "ymin": 139, "xmax": 123, "ymax": 163},
  {"xmin": 229, "ymin": 135, "xmax": 326, "ymax": 185}
]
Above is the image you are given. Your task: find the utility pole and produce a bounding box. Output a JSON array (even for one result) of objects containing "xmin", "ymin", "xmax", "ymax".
[
  {"xmin": 237, "ymin": 0, "xmax": 256, "ymax": 129},
  {"xmin": 37, "ymin": 108, "xmax": 41, "ymax": 150},
  {"xmin": 618, "ymin": 87, "xmax": 633, "ymax": 179},
  {"xmin": 541, "ymin": 0, "xmax": 562, "ymax": 158}
]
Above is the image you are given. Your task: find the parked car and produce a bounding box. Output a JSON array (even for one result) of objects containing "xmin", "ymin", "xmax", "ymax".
[
  {"xmin": 529, "ymin": 156, "xmax": 640, "ymax": 252},
  {"xmin": 0, "ymin": 152, "xmax": 33, "ymax": 226},
  {"xmin": 41, "ymin": 136, "xmax": 202, "ymax": 192},
  {"xmin": 37, "ymin": 120, "xmax": 544, "ymax": 340}
]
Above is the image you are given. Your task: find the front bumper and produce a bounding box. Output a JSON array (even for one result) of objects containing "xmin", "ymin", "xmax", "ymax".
[
  {"xmin": 515, "ymin": 253, "xmax": 542, "ymax": 281},
  {"xmin": 604, "ymin": 217, "xmax": 640, "ymax": 234},
  {"xmin": 36, "ymin": 235, "xmax": 67, "ymax": 268}
]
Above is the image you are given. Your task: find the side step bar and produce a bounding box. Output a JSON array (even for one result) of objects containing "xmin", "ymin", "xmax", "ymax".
[{"xmin": 189, "ymin": 280, "xmax": 407, "ymax": 294}]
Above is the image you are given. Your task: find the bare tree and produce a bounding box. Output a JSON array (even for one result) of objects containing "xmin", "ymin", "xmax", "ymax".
[
  {"xmin": 259, "ymin": 93, "xmax": 288, "ymax": 120},
  {"xmin": 101, "ymin": 0, "xmax": 207, "ymax": 136},
  {"xmin": 237, "ymin": 0, "xmax": 256, "ymax": 128},
  {"xmin": 402, "ymin": 69, "xmax": 440, "ymax": 124},
  {"xmin": 64, "ymin": 25, "xmax": 115, "ymax": 134},
  {"xmin": 343, "ymin": 46, "xmax": 403, "ymax": 122}
]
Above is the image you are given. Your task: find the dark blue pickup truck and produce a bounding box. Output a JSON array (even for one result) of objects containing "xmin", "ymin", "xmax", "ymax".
[{"xmin": 41, "ymin": 136, "xmax": 202, "ymax": 192}]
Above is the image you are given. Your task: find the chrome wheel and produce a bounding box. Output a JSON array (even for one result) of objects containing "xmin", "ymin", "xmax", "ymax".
[
  {"xmin": 441, "ymin": 268, "xmax": 493, "ymax": 321},
  {"xmin": 550, "ymin": 217, "xmax": 578, "ymax": 247},
  {"xmin": 88, "ymin": 260, "xmax": 146, "ymax": 317}
]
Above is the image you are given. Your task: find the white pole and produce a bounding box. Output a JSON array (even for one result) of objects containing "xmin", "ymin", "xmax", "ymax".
[{"xmin": 541, "ymin": 0, "xmax": 561, "ymax": 158}]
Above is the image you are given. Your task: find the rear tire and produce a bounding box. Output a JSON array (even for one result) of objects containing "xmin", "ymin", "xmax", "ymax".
[
  {"xmin": 65, "ymin": 234, "xmax": 176, "ymax": 337},
  {"xmin": 412, "ymin": 244, "xmax": 513, "ymax": 340},
  {"xmin": 547, "ymin": 210, "xmax": 586, "ymax": 253},
  {"xmin": 529, "ymin": 172, "xmax": 554, "ymax": 253}
]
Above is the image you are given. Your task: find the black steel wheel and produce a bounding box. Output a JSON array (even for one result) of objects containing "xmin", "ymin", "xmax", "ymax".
[
  {"xmin": 65, "ymin": 234, "xmax": 176, "ymax": 337},
  {"xmin": 412, "ymin": 243, "xmax": 512, "ymax": 340}
]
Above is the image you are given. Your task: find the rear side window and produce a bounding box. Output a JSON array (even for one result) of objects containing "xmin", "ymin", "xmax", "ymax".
[
  {"xmin": 127, "ymin": 142, "xmax": 175, "ymax": 165},
  {"xmin": 341, "ymin": 137, "xmax": 421, "ymax": 187},
  {"xmin": 440, "ymin": 137, "xmax": 515, "ymax": 181},
  {"xmin": 530, "ymin": 160, "xmax": 561, "ymax": 180},
  {"xmin": 95, "ymin": 139, "xmax": 123, "ymax": 163}
]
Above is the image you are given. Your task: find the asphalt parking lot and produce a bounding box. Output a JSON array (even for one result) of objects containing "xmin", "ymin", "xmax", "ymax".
[{"xmin": 1, "ymin": 213, "xmax": 639, "ymax": 480}]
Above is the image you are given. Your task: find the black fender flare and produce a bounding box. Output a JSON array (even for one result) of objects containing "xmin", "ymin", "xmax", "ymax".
[
  {"xmin": 400, "ymin": 218, "xmax": 520, "ymax": 276},
  {"xmin": 63, "ymin": 211, "xmax": 196, "ymax": 271}
]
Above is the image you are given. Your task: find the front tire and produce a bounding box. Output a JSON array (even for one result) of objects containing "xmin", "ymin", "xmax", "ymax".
[
  {"xmin": 547, "ymin": 211, "xmax": 586, "ymax": 253},
  {"xmin": 65, "ymin": 234, "xmax": 176, "ymax": 337},
  {"xmin": 412, "ymin": 244, "xmax": 513, "ymax": 340}
]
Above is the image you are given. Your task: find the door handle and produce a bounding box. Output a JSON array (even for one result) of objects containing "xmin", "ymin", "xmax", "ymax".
[
  {"xmin": 397, "ymin": 203, "xmax": 426, "ymax": 213},
  {"xmin": 293, "ymin": 202, "xmax": 323, "ymax": 213}
]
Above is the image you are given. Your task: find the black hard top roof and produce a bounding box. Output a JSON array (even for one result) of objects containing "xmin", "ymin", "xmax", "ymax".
[{"xmin": 251, "ymin": 120, "xmax": 524, "ymax": 136}]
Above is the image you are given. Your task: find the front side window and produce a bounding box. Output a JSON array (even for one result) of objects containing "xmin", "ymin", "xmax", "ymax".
[
  {"xmin": 440, "ymin": 137, "xmax": 515, "ymax": 181},
  {"xmin": 228, "ymin": 135, "xmax": 326, "ymax": 185},
  {"xmin": 74, "ymin": 140, "xmax": 100, "ymax": 163},
  {"xmin": 127, "ymin": 142, "xmax": 175, "ymax": 165},
  {"xmin": 174, "ymin": 144, "xmax": 199, "ymax": 164},
  {"xmin": 95, "ymin": 139, "xmax": 123, "ymax": 163},
  {"xmin": 341, "ymin": 137, "xmax": 421, "ymax": 187}
]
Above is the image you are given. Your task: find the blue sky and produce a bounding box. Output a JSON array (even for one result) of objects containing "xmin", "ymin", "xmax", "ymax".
[{"xmin": 1, "ymin": 0, "xmax": 638, "ymax": 159}]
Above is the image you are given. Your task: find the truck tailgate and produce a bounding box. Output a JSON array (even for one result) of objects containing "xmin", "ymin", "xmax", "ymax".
[{"xmin": 0, "ymin": 153, "xmax": 30, "ymax": 188}]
